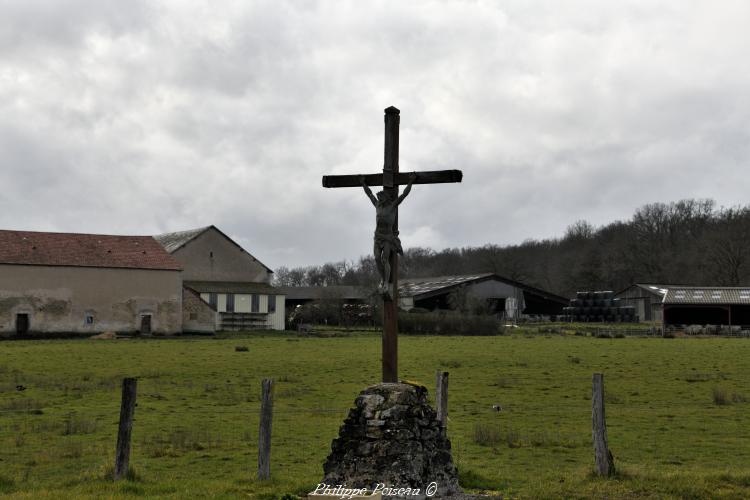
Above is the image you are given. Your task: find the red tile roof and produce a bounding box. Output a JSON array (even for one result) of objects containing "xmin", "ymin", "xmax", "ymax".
[{"xmin": 0, "ymin": 230, "xmax": 182, "ymax": 271}]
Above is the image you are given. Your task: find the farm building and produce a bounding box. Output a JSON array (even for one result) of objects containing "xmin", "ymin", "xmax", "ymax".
[
  {"xmin": 663, "ymin": 287, "xmax": 750, "ymax": 328},
  {"xmin": 614, "ymin": 284, "xmax": 670, "ymax": 322},
  {"xmin": 279, "ymin": 285, "xmax": 373, "ymax": 327},
  {"xmin": 154, "ymin": 226, "xmax": 285, "ymax": 331},
  {"xmin": 0, "ymin": 230, "xmax": 183, "ymax": 336},
  {"xmin": 397, "ymin": 273, "xmax": 567, "ymax": 319},
  {"xmin": 280, "ymin": 285, "xmax": 370, "ymax": 311}
]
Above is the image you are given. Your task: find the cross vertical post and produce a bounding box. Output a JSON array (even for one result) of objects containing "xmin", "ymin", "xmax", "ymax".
[
  {"xmin": 321, "ymin": 107, "xmax": 462, "ymax": 384},
  {"xmin": 382, "ymin": 107, "xmax": 400, "ymax": 383}
]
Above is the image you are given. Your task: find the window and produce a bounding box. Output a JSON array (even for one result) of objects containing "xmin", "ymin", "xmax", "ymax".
[
  {"xmin": 235, "ymin": 294, "xmax": 251, "ymax": 313},
  {"xmin": 217, "ymin": 294, "xmax": 227, "ymax": 312},
  {"xmin": 268, "ymin": 295, "xmax": 276, "ymax": 313},
  {"xmin": 226, "ymin": 293, "xmax": 235, "ymax": 313},
  {"xmin": 85, "ymin": 314, "xmax": 95, "ymax": 325},
  {"xmin": 209, "ymin": 293, "xmax": 218, "ymax": 309},
  {"xmin": 251, "ymin": 294, "xmax": 260, "ymax": 313}
]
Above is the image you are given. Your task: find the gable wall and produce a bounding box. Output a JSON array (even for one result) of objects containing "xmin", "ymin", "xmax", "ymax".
[
  {"xmin": 616, "ymin": 286, "xmax": 662, "ymax": 301},
  {"xmin": 466, "ymin": 279, "xmax": 526, "ymax": 312},
  {"xmin": 616, "ymin": 286, "xmax": 664, "ymax": 322},
  {"xmin": 172, "ymin": 229, "xmax": 271, "ymax": 283},
  {"xmin": 465, "ymin": 279, "xmax": 521, "ymax": 300}
]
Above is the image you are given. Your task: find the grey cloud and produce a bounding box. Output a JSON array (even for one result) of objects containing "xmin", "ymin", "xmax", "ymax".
[
  {"xmin": 2, "ymin": 1, "xmax": 750, "ymax": 269},
  {"xmin": 0, "ymin": 0, "xmax": 151, "ymax": 57}
]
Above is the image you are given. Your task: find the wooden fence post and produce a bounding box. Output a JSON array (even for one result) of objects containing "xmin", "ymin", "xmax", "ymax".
[
  {"xmin": 114, "ymin": 377, "xmax": 137, "ymax": 480},
  {"xmin": 258, "ymin": 378, "xmax": 274, "ymax": 480},
  {"xmin": 436, "ymin": 370, "xmax": 448, "ymax": 429},
  {"xmin": 592, "ymin": 373, "xmax": 615, "ymax": 476}
]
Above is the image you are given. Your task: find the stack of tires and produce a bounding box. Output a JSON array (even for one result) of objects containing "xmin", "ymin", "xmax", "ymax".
[{"xmin": 562, "ymin": 291, "xmax": 636, "ymax": 322}]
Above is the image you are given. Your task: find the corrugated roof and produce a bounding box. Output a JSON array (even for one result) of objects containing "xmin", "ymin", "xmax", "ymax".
[
  {"xmin": 0, "ymin": 230, "xmax": 181, "ymax": 271},
  {"xmin": 664, "ymin": 287, "xmax": 750, "ymax": 304},
  {"xmin": 153, "ymin": 227, "xmax": 210, "ymax": 253},
  {"xmin": 399, "ymin": 273, "xmax": 495, "ymax": 297},
  {"xmin": 635, "ymin": 284, "xmax": 670, "ymax": 297},
  {"xmin": 185, "ymin": 281, "xmax": 280, "ymax": 294},
  {"xmin": 615, "ymin": 283, "xmax": 694, "ymax": 299}
]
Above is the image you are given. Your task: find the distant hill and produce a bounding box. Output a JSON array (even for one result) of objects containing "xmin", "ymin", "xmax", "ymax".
[{"xmin": 275, "ymin": 199, "xmax": 750, "ymax": 297}]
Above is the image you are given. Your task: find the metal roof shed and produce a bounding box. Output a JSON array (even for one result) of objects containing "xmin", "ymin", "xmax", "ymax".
[
  {"xmin": 663, "ymin": 287, "xmax": 750, "ymax": 327},
  {"xmin": 614, "ymin": 284, "xmax": 671, "ymax": 322},
  {"xmin": 398, "ymin": 273, "xmax": 568, "ymax": 317}
]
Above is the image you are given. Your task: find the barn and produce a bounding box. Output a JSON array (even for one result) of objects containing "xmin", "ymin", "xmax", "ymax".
[
  {"xmin": 0, "ymin": 225, "xmax": 286, "ymax": 337},
  {"xmin": 663, "ymin": 287, "xmax": 750, "ymax": 329},
  {"xmin": 0, "ymin": 230, "xmax": 183, "ymax": 336},
  {"xmin": 614, "ymin": 284, "xmax": 670, "ymax": 322},
  {"xmin": 280, "ymin": 285, "xmax": 370, "ymax": 311},
  {"xmin": 397, "ymin": 273, "xmax": 568, "ymax": 319},
  {"xmin": 154, "ymin": 226, "xmax": 286, "ymax": 331}
]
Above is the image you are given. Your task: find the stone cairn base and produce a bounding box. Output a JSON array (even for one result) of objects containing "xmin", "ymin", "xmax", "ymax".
[{"xmin": 321, "ymin": 382, "xmax": 461, "ymax": 499}]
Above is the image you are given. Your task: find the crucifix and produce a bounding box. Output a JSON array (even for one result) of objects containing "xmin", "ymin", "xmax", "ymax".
[{"xmin": 322, "ymin": 106, "xmax": 463, "ymax": 383}]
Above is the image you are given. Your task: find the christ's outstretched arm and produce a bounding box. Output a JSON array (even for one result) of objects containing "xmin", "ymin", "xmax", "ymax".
[
  {"xmin": 360, "ymin": 176, "xmax": 378, "ymax": 206},
  {"xmin": 397, "ymin": 172, "xmax": 418, "ymax": 205}
]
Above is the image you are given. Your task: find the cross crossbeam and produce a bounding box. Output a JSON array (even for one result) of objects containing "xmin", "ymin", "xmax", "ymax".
[
  {"xmin": 322, "ymin": 170, "xmax": 462, "ymax": 188},
  {"xmin": 321, "ymin": 106, "xmax": 462, "ymax": 383}
]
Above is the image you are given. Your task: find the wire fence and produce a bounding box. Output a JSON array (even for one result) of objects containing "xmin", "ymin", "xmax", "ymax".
[{"xmin": 3, "ymin": 372, "xmax": 750, "ymax": 490}]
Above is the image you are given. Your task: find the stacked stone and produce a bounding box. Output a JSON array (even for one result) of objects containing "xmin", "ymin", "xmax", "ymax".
[{"xmin": 322, "ymin": 382, "xmax": 461, "ymax": 498}]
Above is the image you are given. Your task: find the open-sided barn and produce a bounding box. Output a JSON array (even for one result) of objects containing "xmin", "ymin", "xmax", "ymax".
[
  {"xmin": 397, "ymin": 273, "xmax": 568, "ymax": 319},
  {"xmin": 663, "ymin": 287, "xmax": 750, "ymax": 328},
  {"xmin": 280, "ymin": 285, "xmax": 370, "ymax": 310}
]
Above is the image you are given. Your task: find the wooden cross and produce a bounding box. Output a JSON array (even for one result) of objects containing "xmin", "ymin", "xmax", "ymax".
[{"xmin": 322, "ymin": 106, "xmax": 463, "ymax": 383}]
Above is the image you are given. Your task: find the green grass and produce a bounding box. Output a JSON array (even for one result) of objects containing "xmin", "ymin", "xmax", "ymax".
[{"xmin": 2, "ymin": 332, "xmax": 750, "ymax": 498}]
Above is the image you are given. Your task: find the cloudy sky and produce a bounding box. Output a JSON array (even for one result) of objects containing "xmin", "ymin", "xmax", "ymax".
[{"xmin": 2, "ymin": 1, "xmax": 749, "ymax": 269}]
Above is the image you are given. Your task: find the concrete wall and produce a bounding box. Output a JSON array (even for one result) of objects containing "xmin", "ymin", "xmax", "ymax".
[
  {"xmin": 0, "ymin": 264, "xmax": 182, "ymax": 336},
  {"xmin": 651, "ymin": 304, "xmax": 663, "ymax": 323},
  {"xmin": 172, "ymin": 228, "xmax": 271, "ymax": 283},
  {"xmin": 399, "ymin": 296, "xmax": 415, "ymax": 310},
  {"xmin": 182, "ymin": 288, "xmax": 217, "ymax": 333},
  {"xmin": 465, "ymin": 280, "xmax": 524, "ymax": 303}
]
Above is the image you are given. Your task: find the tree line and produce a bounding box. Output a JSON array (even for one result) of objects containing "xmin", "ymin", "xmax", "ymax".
[{"xmin": 274, "ymin": 199, "xmax": 750, "ymax": 298}]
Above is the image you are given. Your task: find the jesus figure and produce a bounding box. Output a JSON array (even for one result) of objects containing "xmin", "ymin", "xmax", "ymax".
[{"xmin": 360, "ymin": 172, "xmax": 417, "ymax": 296}]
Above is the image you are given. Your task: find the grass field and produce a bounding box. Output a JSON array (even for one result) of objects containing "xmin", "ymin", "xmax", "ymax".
[{"xmin": 2, "ymin": 330, "xmax": 750, "ymax": 498}]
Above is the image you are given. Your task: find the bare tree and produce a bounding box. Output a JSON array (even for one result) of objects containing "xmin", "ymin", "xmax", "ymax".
[{"xmin": 275, "ymin": 198, "xmax": 750, "ymax": 297}]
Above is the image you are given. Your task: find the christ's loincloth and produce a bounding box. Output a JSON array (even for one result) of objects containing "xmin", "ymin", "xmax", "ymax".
[{"xmin": 374, "ymin": 230, "xmax": 403, "ymax": 255}]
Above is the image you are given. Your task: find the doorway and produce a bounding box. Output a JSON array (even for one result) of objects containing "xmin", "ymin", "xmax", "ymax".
[
  {"xmin": 140, "ymin": 315, "xmax": 152, "ymax": 335},
  {"xmin": 16, "ymin": 314, "xmax": 29, "ymax": 335}
]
